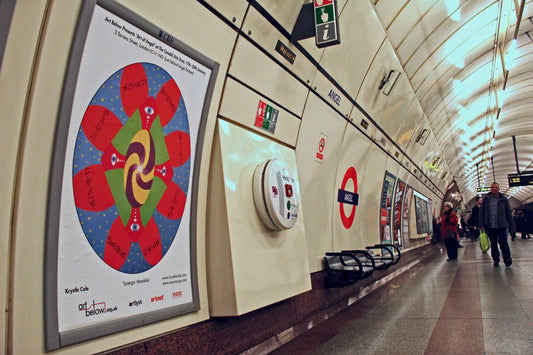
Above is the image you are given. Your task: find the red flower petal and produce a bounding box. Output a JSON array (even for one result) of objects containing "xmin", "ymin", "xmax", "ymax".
[
  {"xmin": 82, "ymin": 105, "xmax": 122, "ymax": 151},
  {"xmin": 125, "ymin": 207, "xmax": 144, "ymax": 243},
  {"xmin": 120, "ymin": 63, "xmax": 148, "ymax": 117},
  {"xmin": 139, "ymin": 218, "xmax": 162, "ymax": 265},
  {"xmin": 155, "ymin": 79, "xmax": 181, "ymax": 126},
  {"xmin": 157, "ymin": 181, "xmax": 186, "ymax": 220},
  {"xmin": 104, "ymin": 217, "xmax": 131, "ymax": 270},
  {"xmin": 154, "ymin": 160, "xmax": 174, "ymax": 185},
  {"xmin": 138, "ymin": 97, "xmax": 158, "ymax": 130},
  {"xmin": 73, "ymin": 165, "xmax": 114, "ymax": 211},
  {"xmin": 101, "ymin": 145, "xmax": 126, "ymax": 171},
  {"xmin": 165, "ymin": 131, "xmax": 190, "ymax": 167}
]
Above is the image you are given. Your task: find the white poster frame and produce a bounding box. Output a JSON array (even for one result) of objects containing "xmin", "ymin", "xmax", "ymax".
[{"xmin": 44, "ymin": 0, "xmax": 218, "ymax": 349}]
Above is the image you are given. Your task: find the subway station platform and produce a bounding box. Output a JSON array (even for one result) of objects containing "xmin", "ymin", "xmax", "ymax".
[{"xmin": 270, "ymin": 238, "xmax": 533, "ymax": 354}]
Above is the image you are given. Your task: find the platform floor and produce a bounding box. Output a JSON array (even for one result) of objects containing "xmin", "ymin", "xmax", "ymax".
[{"xmin": 271, "ymin": 238, "xmax": 533, "ymax": 354}]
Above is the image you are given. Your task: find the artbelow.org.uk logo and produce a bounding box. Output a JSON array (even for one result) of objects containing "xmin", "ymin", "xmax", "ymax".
[{"xmin": 78, "ymin": 300, "xmax": 118, "ymax": 317}]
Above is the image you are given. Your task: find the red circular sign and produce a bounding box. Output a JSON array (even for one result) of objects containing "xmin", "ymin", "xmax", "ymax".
[
  {"xmin": 318, "ymin": 137, "xmax": 326, "ymax": 153},
  {"xmin": 340, "ymin": 167, "xmax": 357, "ymax": 229}
]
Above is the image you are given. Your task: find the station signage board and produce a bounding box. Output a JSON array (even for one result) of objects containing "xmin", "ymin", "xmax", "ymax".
[
  {"xmin": 313, "ymin": 0, "xmax": 340, "ymax": 48},
  {"xmin": 508, "ymin": 171, "xmax": 533, "ymax": 187}
]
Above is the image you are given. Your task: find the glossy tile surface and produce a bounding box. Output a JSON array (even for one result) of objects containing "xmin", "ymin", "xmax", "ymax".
[{"xmin": 272, "ymin": 239, "xmax": 533, "ymax": 354}]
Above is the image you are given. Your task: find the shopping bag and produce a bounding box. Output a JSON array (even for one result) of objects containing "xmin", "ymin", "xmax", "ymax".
[{"xmin": 479, "ymin": 231, "xmax": 490, "ymax": 252}]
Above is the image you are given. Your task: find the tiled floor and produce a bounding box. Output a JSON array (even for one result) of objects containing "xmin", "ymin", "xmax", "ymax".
[{"xmin": 271, "ymin": 238, "xmax": 533, "ymax": 354}]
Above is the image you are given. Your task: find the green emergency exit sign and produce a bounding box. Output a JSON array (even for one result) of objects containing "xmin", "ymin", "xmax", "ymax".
[{"xmin": 313, "ymin": 0, "xmax": 340, "ymax": 48}]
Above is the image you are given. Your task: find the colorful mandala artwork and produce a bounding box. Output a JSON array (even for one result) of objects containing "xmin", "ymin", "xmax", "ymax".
[{"xmin": 72, "ymin": 62, "xmax": 190, "ymax": 273}]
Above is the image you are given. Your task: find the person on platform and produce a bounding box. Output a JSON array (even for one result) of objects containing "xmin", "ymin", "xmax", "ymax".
[
  {"xmin": 433, "ymin": 217, "xmax": 442, "ymax": 243},
  {"xmin": 468, "ymin": 197, "xmax": 482, "ymax": 241},
  {"xmin": 441, "ymin": 201, "xmax": 459, "ymax": 261},
  {"xmin": 479, "ymin": 182, "xmax": 515, "ymax": 267},
  {"xmin": 516, "ymin": 210, "xmax": 531, "ymax": 239}
]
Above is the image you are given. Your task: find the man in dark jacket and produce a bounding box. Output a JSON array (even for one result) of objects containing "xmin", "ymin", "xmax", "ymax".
[
  {"xmin": 479, "ymin": 182, "xmax": 515, "ymax": 267},
  {"xmin": 468, "ymin": 197, "xmax": 482, "ymax": 241}
]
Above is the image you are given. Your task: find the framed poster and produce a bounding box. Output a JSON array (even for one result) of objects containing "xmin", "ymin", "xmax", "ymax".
[
  {"xmin": 414, "ymin": 193, "xmax": 430, "ymax": 234},
  {"xmin": 401, "ymin": 185, "xmax": 414, "ymax": 247},
  {"xmin": 379, "ymin": 171, "xmax": 396, "ymax": 243},
  {"xmin": 427, "ymin": 199, "xmax": 433, "ymax": 234},
  {"xmin": 44, "ymin": 0, "xmax": 218, "ymax": 349},
  {"xmin": 392, "ymin": 179, "xmax": 406, "ymax": 247}
]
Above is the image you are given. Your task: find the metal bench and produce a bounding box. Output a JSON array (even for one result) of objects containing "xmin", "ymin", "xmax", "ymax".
[
  {"xmin": 364, "ymin": 244, "xmax": 401, "ymax": 270},
  {"xmin": 340, "ymin": 249, "xmax": 376, "ymax": 278},
  {"xmin": 323, "ymin": 252, "xmax": 370, "ymax": 287}
]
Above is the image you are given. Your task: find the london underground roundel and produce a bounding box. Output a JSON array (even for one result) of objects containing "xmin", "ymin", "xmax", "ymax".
[
  {"xmin": 72, "ymin": 62, "xmax": 190, "ymax": 273},
  {"xmin": 338, "ymin": 167, "xmax": 359, "ymax": 229}
]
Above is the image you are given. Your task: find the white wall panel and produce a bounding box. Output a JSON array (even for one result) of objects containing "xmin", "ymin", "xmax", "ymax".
[
  {"xmin": 394, "ymin": 97, "xmax": 425, "ymax": 150},
  {"xmin": 419, "ymin": 142, "xmax": 444, "ymax": 182},
  {"xmin": 219, "ymin": 78, "xmax": 301, "ymax": 147},
  {"xmin": 386, "ymin": 0, "xmax": 439, "ymax": 49},
  {"xmin": 372, "ymin": 0, "xmax": 409, "ymax": 31},
  {"xmin": 295, "ymin": 94, "xmax": 347, "ymax": 271},
  {"xmin": 203, "ymin": 0, "xmax": 249, "ymax": 27},
  {"xmin": 376, "ymin": 75, "xmax": 414, "ymax": 143},
  {"xmin": 311, "ymin": 69, "xmax": 353, "ymax": 119},
  {"xmin": 396, "ymin": 4, "xmax": 450, "ymax": 69},
  {"xmin": 355, "ymin": 37, "xmax": 398, "ymax": 120},
  {"xmin": 356, "ymin": 145, "xmax": 389, "ymax": 247},
  {"xmin": 208, "ymin": 120, "xmax": 311, "ymax": 316},
  {"xmin": 317, "ymin": 0, "xmax": 386, "ymax": 99},
  {"xmin": 241, "ymin": 4, "xmax": 319, "ymax": 86},
  {"xmin": 407, "ymin": 127, "xmax": 441, "ymax": 180},
  {"xmin": 229, "ymin": 35, "xmax": 309, "ymax": 116},
  {"xmin": 331, "ymin": 127, "xmax": 373, "ymax": 252},
  {"xmin": 349, "ymin": 105, "xmax": 376, "ymax": 141}
]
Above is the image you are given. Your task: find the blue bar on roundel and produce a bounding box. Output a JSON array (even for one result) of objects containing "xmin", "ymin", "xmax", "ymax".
[{"xmin": 337, "ymin": 189, "xmax": 358, "ymax": 205}]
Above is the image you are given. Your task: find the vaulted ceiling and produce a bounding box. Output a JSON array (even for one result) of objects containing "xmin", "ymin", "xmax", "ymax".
[{"xmin": 373, "ymin": 0, "xmax": 533, "ymax": 206}]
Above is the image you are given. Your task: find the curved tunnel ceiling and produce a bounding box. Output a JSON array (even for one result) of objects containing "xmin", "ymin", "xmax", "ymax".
[{"xmin": 373, "ymin": 0, "xmax": 533, "ymax": 206}]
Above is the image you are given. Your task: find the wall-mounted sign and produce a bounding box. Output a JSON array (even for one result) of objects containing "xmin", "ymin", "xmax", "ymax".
[
  {"xmin": 508, "ymin": 171, "xmax": 533, "ymax": 187},
  {"xmin": 45, "ymin": 0, "xmax": 218, "ymax": 350},
  {"xmin": 275, "ymin": 40, "xmax": 296, "ymax": 64},
  {"xmin": 313, "ymin": 0, "xmax": 340, "ymax": 48},
  {"xmin": 338, "ymin": 167, "xmax": 358, "ymax": 229},
  {"xmin": 315, "ymin": 132, "xmax": 327, "ymax": 163},
  {"xmin": 476, "ymin": 186, "xmax": 491, "ymax": 193},
  {"xmin": 255, "ymin": 100, "xmax": 279, "ymax": 134}
]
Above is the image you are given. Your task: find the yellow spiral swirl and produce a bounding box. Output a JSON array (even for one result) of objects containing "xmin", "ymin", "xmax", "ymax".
[{"xmin": 124, "ymin": 129, "xmax": 155, "ymax": 207}]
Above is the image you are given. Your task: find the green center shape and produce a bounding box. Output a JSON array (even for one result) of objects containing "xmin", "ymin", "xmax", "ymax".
[{"xmin": 105, "ymin": 108, "xmax": 170, "ymax": 227}]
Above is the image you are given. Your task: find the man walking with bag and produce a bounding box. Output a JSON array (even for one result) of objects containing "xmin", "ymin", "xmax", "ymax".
[{"xmin": 479, "ymin": 182, "xmax": 515, "ymax": 267}]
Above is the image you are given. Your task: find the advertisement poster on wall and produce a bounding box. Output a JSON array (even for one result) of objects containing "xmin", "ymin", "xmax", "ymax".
[
  {"xmin": 45, "ymin": 0, "xmax": 218, "ymax": 349},
  {"xmin": 401, "ymin": 185, "xmax": 414, "ymax": 248},
  {"xmin": 414, "ymin": 194, "xmax": 430, "ymax": 234},
  {"xmin": 392, "ymin": 179, "xmax": 406, "ymax": 246},
  {"xmin": 427, "ymin": 199, "xmax": 433, "ymax": 234},
  {"xmin": 379, "ymin": 171, "xmax": 396, "ymax": 243}
]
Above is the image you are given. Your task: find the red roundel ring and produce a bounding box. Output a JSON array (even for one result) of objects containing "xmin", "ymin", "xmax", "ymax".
[{"xmin": 339, "ymin": 167, "xmax": 357, "ymax": 229}]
